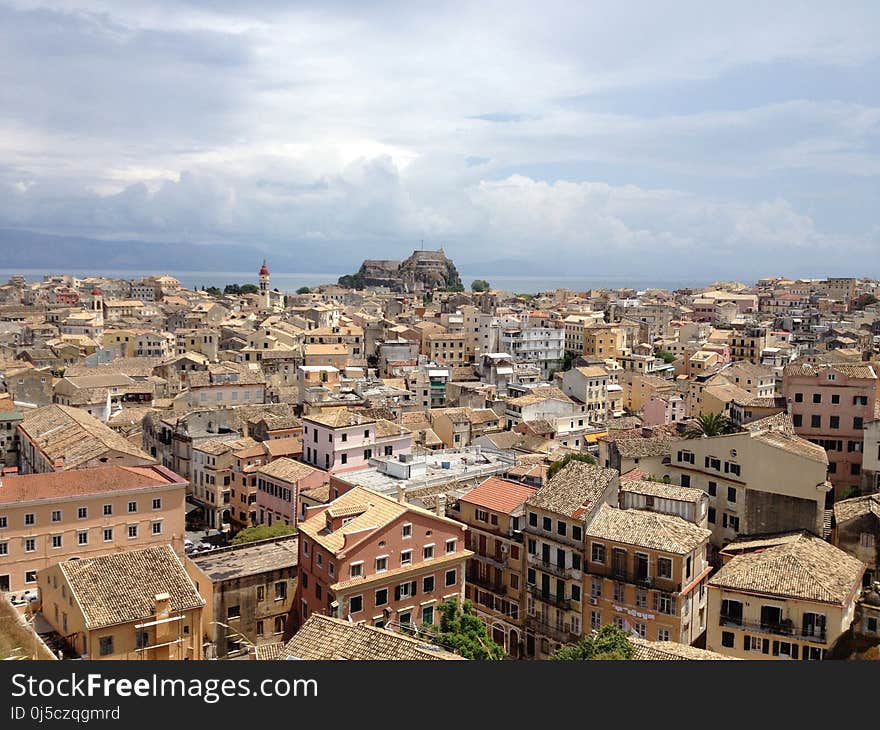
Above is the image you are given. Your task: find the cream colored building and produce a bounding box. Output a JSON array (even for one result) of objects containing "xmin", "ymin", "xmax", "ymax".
[
  {"xmin": 37, "ymin": 545, "xmax": 204, "ymax": 660},
  {"xmin": 706, "ymin": 532, "xmax": 863, "ymax": 660}
]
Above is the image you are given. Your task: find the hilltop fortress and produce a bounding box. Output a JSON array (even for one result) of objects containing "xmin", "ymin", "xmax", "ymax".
[{"xmin": 339, "ymin": 248, "xmax": 463, "ymax": 292}]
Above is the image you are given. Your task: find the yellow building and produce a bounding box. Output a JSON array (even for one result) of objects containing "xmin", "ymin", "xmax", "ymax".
[
  {"xmin": 37, "ymin": 545, "xmax": 205, "ymax": 660},
  {"xmin": 584, "ymin": 503, "xmax": 712, "ymax": 645},
  {"xmin": 706, "ymin": 532, "xmax": 864, "ymax": 660},
  {"xmin": 583, "ymin": 323, "xmax": 627, "ymax": 360}
]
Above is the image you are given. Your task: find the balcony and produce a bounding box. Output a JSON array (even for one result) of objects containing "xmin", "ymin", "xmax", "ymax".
[
  {"xmin": 719, "ymin": 616, "xmax": 827, "ymax": 644},
  {"xmin": 467, "ymin": 570, "xmax": 506, "ymax": 595},
  {"xmin": 471, "ymin": 551, "xmax": 509, "ymax": 570},
  {"xmin": 527, "ymin": 585, "xmax": 573, "ymax": 611},
  {"xmin": 527, "ymin": 553, "xmax": 581, "ymax": 580},
  {"xmin": 525, "ymin": 616, "xmax": 579, "ymax": 644}
]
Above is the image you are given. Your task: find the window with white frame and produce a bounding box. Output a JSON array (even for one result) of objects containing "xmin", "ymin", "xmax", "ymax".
[
  {"xmin": 402, "ymin": 523, "xmax": 412, "ymax": 538},
  {"xmin": 51, "ymin": 535, "xmax": 62, "ymax": 549},
  {"xmin": 77, "ymin": 531, "xmax": 88, "ymax": 546},
  {"xmin": 423, "ymin": 544, "xmax": 434, "ymax": 560},
  {"xmin": 375, "ymin": 556, "xmax": 388, "ymax": 572},
  {"xmin": 400, "ymin": 549, "xmax": 413, "ymax": 566},
  {"xmin": 103, "ymin": 528, "xmax": 113, "ymax": 542},
  {"xmin": 657, "ymin": 628, "xmax": 670, "ymax": 642},
  {"xmin": 350, "ymin": 561, "xmax": 363, "ymax": 578},
  {"xmin": 128, "ymin": 524, "xmax": 138, "ymax": 538},
  {"xmin": 51, "ymin": 510, "xmax": 62, "ymax": 523},
  {"xmin": 77, "ymin": 507, "xmax": 87, "ymax": 519},
  {"xmin": 151, "ymin": 521, "xmax": 162, "ymax": 535},
  {"xmin": 445, "ymin": 538, "xmax": 456, "ymax": 554},
  {"xmin": 657, "ymin": 557, "xmax": 673, "ymax": 579}
]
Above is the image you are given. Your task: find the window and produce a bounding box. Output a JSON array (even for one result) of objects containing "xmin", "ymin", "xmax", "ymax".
[
  {"xmin": 854, "ymin": 417, "xmax": 864, "ymax": 430},
  {"xmin": 445, "ymin": 569, "xmax": 457, "ymax": 587},
  {"xmin": 528, "ymin": 512, "xmax": 538, "ymax": 527},
  {"xmin": 152, "ymin": 498, "xmax": 162, "ymax": 510},
  {"xmin": 422, "ymin": 605, "xmax": 434, "ymax": 625},
  {"xmin": 25, "ymin": 513, "xmax": 35, "ymax": 526},
  {"xmin": 476, "ymin": 509, "xmax": 489, "ymax": 523},
  {"xmin": 793, "ymin": 414, "xmax": 803, "ymax": 427},
  {"xmin": 445, "ymin": 539, "xmax": 456, "ymax": 554},
  {"xmin": 657, "ymin": 557, "xmax": 672, "ymax": 579},
  {"xmin": 571, "ymin": 525, "xmax": 582, "ymax": 542},
  {"xmin": 349, "ymin": 595, "xmax": 363, "ymax": 614},
  {"xmin": 136, "ymin": 630, "xmax": 150, "ymax": 649},
  {"xmin": 794, "ymin": 392, "xmax": 803, "ymax": 403},
  {"xmin": 812, "ymin": 393, "xmax": 822, "ymax": 404},
  {"xmin": 707, "ymin": 481, "xmax": 717, "ymax": 497},
  {"xmin": 828, "ymin": 415, "xmax": 841, "ymax": 429},
  {"xmin": 677, "ymin": 450, "xmax": 695, "ymax": 464},
  {"xmin": 103, "ymin": 504, "xmax": 112, "ymax": 516},
  {"xmin": 397, "ymin": 581, "xmax": 417, "ymax": 599},
  {"xmin": 256, "ymin": 585, "xmax": 265, "ymax": 602},
  {"xmin": 0, "ymin": 516, "xmax": 5, "ymax": 529},
  {"xmin": 227, "ymin": 605, "xmax": 240, "ymax": 619},
  {"xmin": 374, "ymin": 587, "xmax": 389, "ymax": 606},
  {"xmin": 363, "ymin": 449, "xmax": 372, "ymax": 460},
  {"xmin": 99, "ymin": 637, "xmax": 114, "ymax": 656},
  {"xmin": 375, "ymin": 556, "xmax": 388, "ymax": 572},
  {"xmin": 25, "ymin": 570, "xmax": 36, "ymax": 584},
  {"xmin": 591, "ymin": 576, "xmax": 602, "ymax": 598},
  {"xmin": 721, "ymin": 631, "xmax": 735, "ymax": 648},
  {"xmin": 680, "ymin": 474, "xmax": 691, "ymax": 488},
  {"xmin": 128, "ymin": 501, "xmax": 137, "ymax": 513},
  {"xmin": 657, "ymin": 628, "xmax": 670, "ymax": 641},
  {"xmin": 51, "ymin": 535, "xmax": 62, "ymax": 549},
  {"xmin": 340, "ymin": 454, "xmax": 347, "ymax": 465},
  {"xmin": 542, "ymin": 516, "xmax": 552, "ymax": 531},
  {"xmin": 350, "ymin": 562, "xmax": 363, "ymax": 578},
  {"xmin": 275, "ymin": 581, "xmax": 287, "ymax": 601},
  {"xmin": 591, "ymin": 543, "xmax": 606, "ymax": 563},
  {"xmin": 722, "ymin": 513, "xmax": 740, "ymax": 531},
  {"xmin": 24, "ymin": 538, "xmax": 35, "ymax": 553},
  {"xmin": 77, "ymin": 507, "xmax": 88, "ymax": 519},
  {"xmin": 151, "ymin": 521, "xmax": 162, "ymax": 535},
  {"xmin": 77, "ymin": 531, "xmax": 88, "ymax": 546},
  {"xmin": 613, "ymin": 582, "xmax": 625, "ymax": 602},
  {"xmin": 402, "ymin": 523, "xmax": 412, "ymax": 538},
  {"xmin": 557, "ymin": 521, "xmax": 567, "ymax": 537},
  {"xmin": 400, "ymin": 550, "xmax": 413, "ymax": 566},
  {"xmin": 256, "ymin": 620, "xmax": 264, "ymax": 636},
  {"xmin": 727, "ymin": 487, "xmax": 737, "ymax": 503},
  {"xmin": 811, "ymin": 415, "xmax": 821, "ymax": 428},
  {"xmin": 423, "ymin": 545, "xmax": 434, "ymax": 560},
  {"xmin": 51, "ymin": 510, "xmax": 62, "ymax": 523},
  {"xmin": 128, "ymin": 525, "xmax": 138, "ymax": 539},
  {"xmin": 423, "ymin": 575, "xmax": 435, "ymax": 593},
  {"xmin": 831, "ymin": 394, "xmax": 840, "ymax": 405}
]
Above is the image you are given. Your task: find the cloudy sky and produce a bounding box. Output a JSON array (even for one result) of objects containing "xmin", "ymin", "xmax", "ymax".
[{"xmin": 1, "ymin": 0, "xmax": 878, "ymax": 279}]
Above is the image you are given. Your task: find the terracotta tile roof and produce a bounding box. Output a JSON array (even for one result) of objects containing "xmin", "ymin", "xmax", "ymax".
[
  {"xmin": 508, "ymin": 386, "xmax": 572, "ymax": 408},
  {"xmin": 59, "ymin": 545, "xmax": 205, "ymax": 630},
  {"xmin": 619, "ymin": 479, "xmax": 706, "ymax": 504},
  {"xmin": 631, "ymin": 637, "xmax": 738, "ymax": 660},
  {"xmin": 0, "ymin": 464, "xmax": 183, "ymax": 505},
  {"xmin": 375, "ymin": 419, "xmax": 410, "ymax": 438},
  {"xmin": 254, "ymin": 642, "xmax": 285, "ymax": 660},
  {"xmin": 602, "ymin": 425, "xmax": 678, "ymax": 458},
  {"xmin": 743, "ymin": 412, "xmax": 795, "ymax": 435},
  {"xmin": 459, "ymin": 476, "xmax": 537, "ymax": 514},
  {"xmin": 709, "ymin": 532, "xmax": 865, "ymax": 605},
  {"xmin": 298, "ymin": 485, "xmax": 462, "ymax": 555},
  {"xmin": 278, "ymin": 615, "xmax": 463, "ymax": 660},
  {"xmin": 257, "ymin": 457, "xmax": 321, "ymax": 484},
  {"xmin": 19, "ymin": 404, "xmax": 154, "ymax": 468},
  {"xmin": 783, "ymin": 363, "xmax": 876, "ymax": 380},
  {"xmin": 586, "ymin": 504, "xmax": 711, "ymax": 554},
  {"xmin": 833, "ymin": 494, "xmax": 880, "ymax": 525},
  {"xmin": 304, "ymin": 408, "xmax": 377, "ymax": 428},
  {"xmin": 262, "ymin": 437, "xmax": 302, "ymax": 457},
  {"xmin": 526, "ymin": 461, "xmax": 617, "ymax": 518},
  {"xmin": 750, "ymin": 429, "xmax": 828, "ymax": 464}
]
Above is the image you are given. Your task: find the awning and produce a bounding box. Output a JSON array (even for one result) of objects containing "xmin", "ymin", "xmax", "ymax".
[{"xmin": 583, "ymin": 431, "xmax": 608, "ymax": 444}]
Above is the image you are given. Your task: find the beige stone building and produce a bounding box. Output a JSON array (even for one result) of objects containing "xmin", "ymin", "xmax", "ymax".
[
  {"xmin": 37, "ymin": 545, "xmax": 204, "ymax": 660},
  {"xmin": 706, "ymin": 532, "xmax": 864, "ymax": 660}
]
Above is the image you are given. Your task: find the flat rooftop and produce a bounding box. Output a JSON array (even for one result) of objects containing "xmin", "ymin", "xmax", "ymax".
[{"xmin": 188, "ymin": 536, "xmax": 298, "ymax": 581}]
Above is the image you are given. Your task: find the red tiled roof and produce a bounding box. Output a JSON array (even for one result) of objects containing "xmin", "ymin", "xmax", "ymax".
[
  {"xmin": 459, "ymin": 476, "xmax": 537, "ymax": 514},
  {"xmin": 0, "ymin": 464, "xmax": 185, "ymax": 504}
]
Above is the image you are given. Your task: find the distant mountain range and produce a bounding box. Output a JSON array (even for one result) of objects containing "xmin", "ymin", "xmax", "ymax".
[{"xmin": 0, "ymin": 229, "xmax": 335, "ymax": 273}]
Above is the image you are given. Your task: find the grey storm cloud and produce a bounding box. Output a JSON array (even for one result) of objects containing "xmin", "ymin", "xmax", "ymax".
[{"xmin": 0, "ymin": 0, "xmax": 878, "ymax": 276}]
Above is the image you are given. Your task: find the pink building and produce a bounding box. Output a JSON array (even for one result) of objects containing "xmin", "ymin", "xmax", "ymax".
[
  {"xmin": 255, "ymin": 457, "xmax": 328, "ymax": 528},
  {"xmin": 642, "ymin": 393, "xmax": 686, "ymax": 426},
  {"xmin": 295, "ymin": 485, "xmax": 471, "ymax": 633},
  {"xmin": 302, "ymin": 409, "xmax": 413, "ymax": 473},
  {"xmin": 783, "ymin": 363, "xmax": 878, "ymax": 494}
]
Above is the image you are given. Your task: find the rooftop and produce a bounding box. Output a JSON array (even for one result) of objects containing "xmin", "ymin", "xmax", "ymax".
[
  {"xmin": 586, "ymin": 503, "xmax": 711, "ymax": 554},
  {"xmin": 619, "ymin": 479, "xmax": 706, "ymax": 504},
  {"xmin": 188, "ymin": 536, "xmax": 298, "ymax": 581},
  {"xmin": 278, "ymin": 614, "xmax": 462, "ymax": 660},
  {"xmin": 525, "ymin": 460, "xmax": 617, "ymax": 519},
  {"xmin": 710, "ymin": 531, "xmax": 864, "ymax": 605},
  {"xmin": 58, "ymin": 545, "xmax": 205, "ymax": 630},
  {"xmin": 459, "ymin": 476, "xmax": 537, "ymax": 514}
]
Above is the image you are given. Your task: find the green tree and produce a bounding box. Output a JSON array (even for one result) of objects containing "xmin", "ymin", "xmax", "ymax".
[
  {"xmin": 471, "ymin": 279, "xmax": 490, "ymax": 292},
  {"xmin": 338, "ymin": 272, "xmax": 366, "ymax": 289},
  {"xmin": 657, "ymin": 350, "xmax": 676, "ymax": 364},
  {"xmin": 296, "ymin": 286, "xmax": 311, "ymax": 294},
  {"xmin": 240, "ymin": 283, "xmax": 259, "ymax": 295},
  {"xmin": 685, "ymin": 413, "xmax": 736, "ymax": 439},
  {"xmin": 547, "ymin": 452, "xmax": 597, "ymax": 480},
  {"xmin": 203, "ymin": 286, "xmax": 222, "ymax": 296},
  {"xmin": 230, "ymin": 523, "xmax": 297, "ymax": 545},
  {"xmin": 853, "ymin": 293, "xmax": 878, "ymax": 310},
  {"xmin": 552, "ymin": 625, "xmax": 635, "ymax": 661},
  {"xmin": 431, "ymin": 598, "xmax": 505, "ymax": 660}
]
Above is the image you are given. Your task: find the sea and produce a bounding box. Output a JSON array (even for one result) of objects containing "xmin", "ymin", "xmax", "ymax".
[{"xmin": 0, "ymin": 269, "xmax": 710, "ymax": 294}]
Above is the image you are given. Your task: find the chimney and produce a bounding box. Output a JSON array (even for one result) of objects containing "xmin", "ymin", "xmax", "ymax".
[
  {"xmin": 435, "ymin": 493, "xmax": 447, "ymax": 517},
  {"xmin": 397, "ymin": 484, "xmax": 406, "ymax": 504}
]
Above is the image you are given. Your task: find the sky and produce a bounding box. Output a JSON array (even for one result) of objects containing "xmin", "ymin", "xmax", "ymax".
[{"xmin": 0, "ymin": 0, "xmax": 878, "ymax": 279}]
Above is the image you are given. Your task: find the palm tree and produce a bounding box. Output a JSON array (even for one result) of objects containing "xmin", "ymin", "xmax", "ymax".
[{"xmin": 685, "ymin": 413, "xmax": 735, "ymax": 438}]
